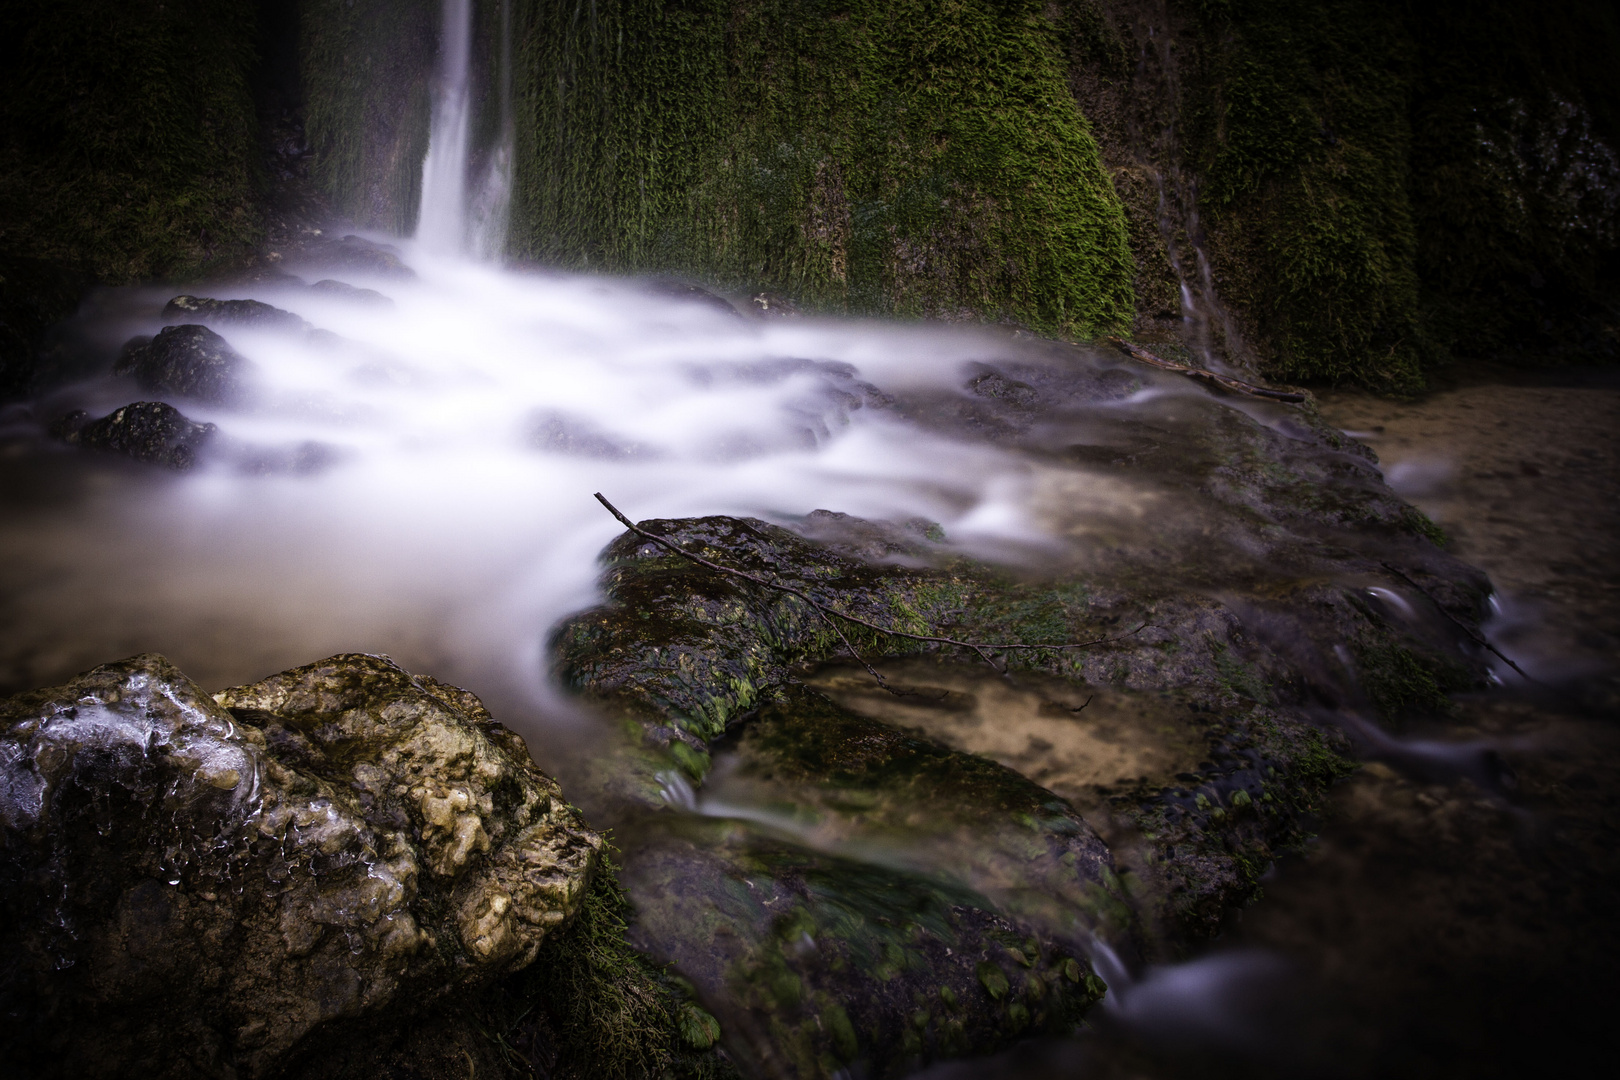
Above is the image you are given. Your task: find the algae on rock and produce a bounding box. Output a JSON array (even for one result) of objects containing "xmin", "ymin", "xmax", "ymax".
[{"xmin": 506, "ymin": 0, "xmax": 1135, "ymax": 335}]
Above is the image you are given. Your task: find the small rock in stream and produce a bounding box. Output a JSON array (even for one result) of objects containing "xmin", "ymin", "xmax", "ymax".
[
  {"xmin": 0, "ymin": 653, "xmax": 602, "ymax": 1079},
  {"xmin": 114, "ymin": 324, "xmax": 257, "ymax": 406},
  {"xmin": 56, "ymin": 400, "xmax": 218, "ymax": 469},
  {"xmin": 162, "ymin": 295, "xmax": 312, "ymax": 332}
]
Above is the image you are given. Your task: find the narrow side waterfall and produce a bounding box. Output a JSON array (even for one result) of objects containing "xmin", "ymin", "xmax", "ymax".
[{"xmin": 417, "ymin": 0, "xmax": 512, "ymax": 257}]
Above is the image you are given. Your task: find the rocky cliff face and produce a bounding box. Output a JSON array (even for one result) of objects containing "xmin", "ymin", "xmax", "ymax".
[{"xmin": 2, "ymin": 1, "xmax": 1615, "ymax": 394}]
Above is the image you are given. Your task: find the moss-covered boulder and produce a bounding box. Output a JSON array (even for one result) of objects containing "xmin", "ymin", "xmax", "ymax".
[
  {"xmin": 621, "ymin": 816, "xmax": 1107, "ymax": 1079},
  {"xmin": 162, "ymin": 295, "xmax": 313, "ymax": 333},
  {"xmin": 554, "ymin": 351, "xmax": 1494, "ymax": 969},
  {"xmin": 0, "ymin": 653, "xmax": 602, "ymax": 1079}
]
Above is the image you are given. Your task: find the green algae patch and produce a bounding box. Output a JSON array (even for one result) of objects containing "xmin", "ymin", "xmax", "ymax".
[
  {"xmin": 617, "ymin": 820, "xmax": 1106, "ymax": 1078},
  {"xmin": 507, "ymin": 0, "xmax": 1134, "ymax": 336},
  {"xmin": 491, "ymin": 851, "xmax": 737, "ymax": 1080}
]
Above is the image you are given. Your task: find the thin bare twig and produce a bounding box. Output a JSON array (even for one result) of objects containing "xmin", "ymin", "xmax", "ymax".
[
  {"xmin": 1379, "ymin": 562, "xmax": 1542, "ymax": 687},
  {"xmin": 1105, "ymin": 337, "xmax": 1307, "ymax": 403},
  {"xmin": 594, "ymin": 493, "xmax": 1148, "ymax": 694}
]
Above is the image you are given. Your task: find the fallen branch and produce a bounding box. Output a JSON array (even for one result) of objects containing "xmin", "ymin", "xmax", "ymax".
[
  {"xmin": 594, "ymin": 493, "xmax": 1148, "ymax": 695},
  {"xmin": 1105, "ymin": 337, "xmax": 1307, "ymax": 403},
  {"xmin": 1379, "ymin": 562, "xmax": 1542, "ymax": 688}
]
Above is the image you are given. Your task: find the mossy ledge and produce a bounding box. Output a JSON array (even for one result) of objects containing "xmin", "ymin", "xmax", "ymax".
[{"xmin": 507, "ymin": 0, "xmax": 1136, "ymax": 335}]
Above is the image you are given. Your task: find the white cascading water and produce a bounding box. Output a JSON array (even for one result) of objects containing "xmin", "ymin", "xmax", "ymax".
[
  {"xmin": 415, "ymin": 0, "xmax": 476, "ymax": 254},
  {"xmin": 0, "ymin": 0, "xmax": 1170, "ymax": 744}
]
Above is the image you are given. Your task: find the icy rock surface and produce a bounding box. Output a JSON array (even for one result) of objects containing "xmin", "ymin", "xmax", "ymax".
[{"xmin": 0, "ymin": 652, "xmax": 601, "ymax": 1078}]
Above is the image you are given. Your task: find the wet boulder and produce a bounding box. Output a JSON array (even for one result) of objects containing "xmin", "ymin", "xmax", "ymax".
[
  {"xmin": 641, "ymin": 278, "xmax": 742, "ymax": 317},
  {"xmin": 114, "ymin": 324, "xmax": 257, "ymax": 406},
  {"xmin": 163, "ymin": 295, "xmax": 312, "ymax": 333},
  {"xmin": 0, "ymin": 653, "xmax": 602, "ymax": 1079},
  {"xmin": 56, "ymin": 400, "xmax": 218, "ymax": 469},
  {"xmin": 555, "ymin": 486, "xmax": 1488, "ymax": 961}
]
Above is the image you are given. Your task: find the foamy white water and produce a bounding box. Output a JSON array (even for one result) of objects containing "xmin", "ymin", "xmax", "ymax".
[
  {"xmin": 416, "ymin": 0, "xmax": 476, "ymax": 254},
  {"xmin": 0, "ymin": 0, "xmax": 1160, "ymax": 748},
  {"xmin": 1, "ymin": 246, "xmax": 1170, "ymax": 753}
]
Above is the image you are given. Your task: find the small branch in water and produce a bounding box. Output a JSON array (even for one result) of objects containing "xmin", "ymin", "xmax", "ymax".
[
  {"xmin": 1378, "ymin": 562, "xmax": 1542, "ymax": 688},
  {"xmin": 1105, "ymin": 337, "xmax": 1307, "ymax": 403},
  {"xmin": 593, "ymin": 493, "xmax": 1148, "ymax": 694},
  {"xmin": 1070, "ymin": 694, "xmax": 1095, "ymax": 713}
]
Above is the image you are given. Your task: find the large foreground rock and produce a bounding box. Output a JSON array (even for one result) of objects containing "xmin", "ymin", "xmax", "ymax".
[{"xmin": 0, "ymin": 653, "xmax": 601, "ymax": 1079}]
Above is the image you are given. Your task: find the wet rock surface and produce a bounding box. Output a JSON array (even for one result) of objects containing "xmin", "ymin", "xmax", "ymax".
[
  {"xmin": 298, "ymin": 235, "xmax": 416, "ymax": 279},
  {"xmin": 0, "ymin": 652, "xmax": 601, "ymax": 1079},
  {"xmin": 162, "ymin": 294, "xmax": 313, "ymax": 333},
  {"xmin": 622, "ymin": 818, "xmax": 1106, "ymax": 1079},
  {"xmin": 53, "ymin": 400, "xmax": 217, "ymax": 469},
  {"xmin": 544, "ymin": 353, "xmax": 1499, "ymax": 1077},
  {"xmin": 309, "ymin": 278, "xmax": 394, "ymax": 306},
  {"xmin": 113, "ymin": 323, "xmax": 257, "ymax": 406}
]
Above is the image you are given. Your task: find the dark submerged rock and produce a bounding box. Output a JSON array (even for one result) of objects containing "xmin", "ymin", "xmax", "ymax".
[
  {"xmin": 309, "ymin": 278, "xmax": 394, "ymax": 306},
  {"xmin": 114, "ymin": 324, "xmax": 256, "ymax": 406},
  {"xmin": 527, "ymin": 409, "xmax": 655, "ymax": 460},
  {"xmin": 302, "ymin": 235, "xmax": 417, "ymax": 279},
  {"xmin": 621, "ymin": 817, "xmax": 1107, "ymax": 1079},
  {"xmin": 163, "ymin": 294, "xmax": 312, "ymax": 332},
  {"xmin": 59, "ymin": 400, "xmax": 218, "ymax": 469},
  {"xmin": 0, "ymin": 653, "xmax": 602, "ymax": 1079}
]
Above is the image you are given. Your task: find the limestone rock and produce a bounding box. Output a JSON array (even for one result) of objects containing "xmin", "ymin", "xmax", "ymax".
[
  {"xmin": 114, "ymin": 324, "xmax": 257, "ymax": 406},
  {"xmin": 0, "ymin": 653, "xmax": 601, "ymax": 1079}
]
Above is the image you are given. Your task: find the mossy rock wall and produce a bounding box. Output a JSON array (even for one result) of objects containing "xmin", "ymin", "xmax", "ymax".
[
  {"xmin": 1068, "ymin": 0, "xmax": 1619, "ymax": 390},
  {"xmin": 0, "ymin": 0, "xmax": 263, "ymax": 283},
  {"xmin": 3, "ymin": 1, "xmax": 1616, "ymax": 395},
  {"xmin": 506, "ymin": 0, "xmax": 1137, "ymax": 336}
]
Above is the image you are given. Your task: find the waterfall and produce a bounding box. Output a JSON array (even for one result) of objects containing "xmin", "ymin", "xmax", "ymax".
[{"xmin": 416, "ymin": 0, "xmax": 512, "ymax": 259}]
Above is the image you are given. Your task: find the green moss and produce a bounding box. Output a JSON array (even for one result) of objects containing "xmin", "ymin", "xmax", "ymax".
[
  {"xmin": 1401, "ymin": 504, "xmax": 1449, "ymax": 547},
  {"xmin": 1354, "ymin": 640, "xmax": 1454, "ymax": 722},
  {"xmin": 508, "ymin": 0, "xmax": 1134, "ymax": 336},
  {"xmin": 1184, "ymin": 0, "xmax": 1428, "ymax": 391},
  {"xmin": 499, "ymin": 852, "xmax": 734, "ymax": 1080},
  {"xmin": 0, "ymin": 0, "xmax": 263, "ymax": 282}
]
